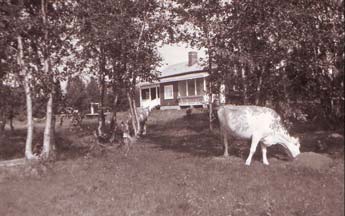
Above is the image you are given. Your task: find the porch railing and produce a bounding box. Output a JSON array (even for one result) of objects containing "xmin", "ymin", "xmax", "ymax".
[{"xmin": 177, "ymin": 95, "xmax": 206, "ymax": 106}]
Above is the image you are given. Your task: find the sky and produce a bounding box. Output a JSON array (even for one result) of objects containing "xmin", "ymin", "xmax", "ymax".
[
  {"xmin": 62, "ymin": 43, "xmax": 205, "ymax": 91},
  {"xmin": 158, "ymin": 43, "xmax": 206, "ymax": 70}
]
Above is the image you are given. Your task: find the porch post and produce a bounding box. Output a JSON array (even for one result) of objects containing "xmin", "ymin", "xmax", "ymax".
[
  {"xmin": 203, "ymin": 77, "xmax": 206, "ymax": 92},
  {"xmin": 186, "ymin": 80, "xmax": 189, "ymax": 96}
]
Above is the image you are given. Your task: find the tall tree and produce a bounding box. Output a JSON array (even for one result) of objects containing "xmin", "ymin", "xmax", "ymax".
[
  {"xmin": 0, "ymin": 0, "xmax": 39, "ymax": 159},
  {"xmin": 172, "ymin": 0, "xmax": 223, "ymax": 130},
  {"xmin": 1, "ymin": 0, "xmax": 76, "ymax": 159},
  {"xmin": 174, "ymin": 0, "xmax": 344, "ymax": 123},
  {"xmin": 75, "ymin": 0, "xmax": 165, "ymax": 136},
  {"xmin": 33, "ymin": 0, "xmax": 75, "ymax": 159}
]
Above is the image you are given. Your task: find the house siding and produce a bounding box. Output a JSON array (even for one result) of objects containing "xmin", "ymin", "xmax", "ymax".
[{"xmin": 160, "ymin": 81, "xmax": 179, "ymax": 106}]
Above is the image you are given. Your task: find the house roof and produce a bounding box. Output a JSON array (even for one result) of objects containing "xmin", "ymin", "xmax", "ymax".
[
  {"xmin": 160, "ymin": 72, "xmax": 208, "ymax": 83},
  {"xmin": 137, "ymin": 60, "xmax": 207, "ymax": 88},
  {"xmin": 159, "ymin": 61, "xmax": 205, "ymax": 78}
]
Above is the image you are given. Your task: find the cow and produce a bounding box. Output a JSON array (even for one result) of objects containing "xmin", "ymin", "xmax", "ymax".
[
  {"xmin": 136, "ymin": 107, "xmax": 150, "ymax": 135},
  {"xmin": 217, "ymin": 105, "xmax": 301, "ymax": 165},
  {"xmin": 132, "ymin": 103, "xmax": 158, "ymax": 136}
]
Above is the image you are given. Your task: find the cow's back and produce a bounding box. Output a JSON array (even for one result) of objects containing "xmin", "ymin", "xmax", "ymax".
[
  {"xmin": 218, "ymin": 105, "xmax": 249, "ymax": 138},
  {"xmin": 217, "ymin": 105, "xmax": 281, "ymax": 139},
  {"xmin": 136, "ymin": 107, "xmax": 149, "ymax": 122}
]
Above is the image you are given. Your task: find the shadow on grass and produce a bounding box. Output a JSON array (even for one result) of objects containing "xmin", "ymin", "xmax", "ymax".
[
  {"xmin": 54, "ymin": 134, "xmax": 90, "ymax": 161},
  {"xmin": 145, "ymin": 110, "xmax": 343, "ymax": 161},
  {"xmin": 0, "ymin": 120, "xmax": 98, "ymax": 162},
  {"xmin": 145, "ymin": 112, "xmax": 262, "ymax": 160},
  {"xmin": 0, "ymin": 129, "xmax": 26, "ymax": 160}
]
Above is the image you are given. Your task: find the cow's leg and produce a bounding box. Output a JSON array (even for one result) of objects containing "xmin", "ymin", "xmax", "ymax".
[
  {"xmin": 261, "ymin": 143, "xmax": 269, "ymax": 165},
  {"xmin": 245, "ymin": 135, "xmax": 260, "ymax": 166},
  {"xmin": 223, "ymin": 130, "xmax": 229, "ymax": 157}
]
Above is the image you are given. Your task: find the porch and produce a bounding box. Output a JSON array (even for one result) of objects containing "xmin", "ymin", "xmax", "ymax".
[
  {"xmin": 139, "ymin": 84, "xmax": 160, "ymax": 109},
  {"xmin": 177, "ymin": 95, "xmax": 208, "ymax": 108}
]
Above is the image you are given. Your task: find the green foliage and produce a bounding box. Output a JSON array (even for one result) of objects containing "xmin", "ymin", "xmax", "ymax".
[
  {"xmin": 0, "ymin": 83, "xmax": 25, "ymax": 120},
  {"xmin": 65, "ymin": 76, "xmax": 88, "ymax": 113},
  {"xmin": 74, "ymin": 0, "xmax": 165, "ymax": 92},
  {"xmin": 173, "ymin": 0, "xmax": 344, "ymax": 123}
]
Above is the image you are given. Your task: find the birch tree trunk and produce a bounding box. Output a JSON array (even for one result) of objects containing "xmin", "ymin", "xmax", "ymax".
[
  {"xmin": 41, "ymin": 0, "xmax": 55, "ymax": 159},
  {"xmin": 132, "ymin": 95, "xmax": 141, "ymax": 135},
  {"xmin": 127, "ymin": 92, "xmax": 139, "ymax": 136},
  {"xmin": 97, "ymin": 45, "xmax": 106, "ymax": 135},
  {"xmin": 110, "ymin": 93, "xmax": 119, "ymax": 131},
  {"xmin": 208, "ymin": 82, "xmax": 214, "ymax": 131},
  {"xmin": 24, "ymin": 76, "xmax": 36, "ymax": 159},
  {"xmin": 98, "ymin": 73, "xmax": 106, "ymax": 135},
  {"xmin": 42, "ymin": 92, "xmax": 54, "ymax": 159},
  {"xmin": 127, "ymin": 17, "xmax": 145, "ymax": 137},
  {"xmin": 17, "ymin": 35, "xmax": 36, "ymax": 160},
  {"xmin": 207, "ymin": 44, "xmax": 214, "ymax": 131}
]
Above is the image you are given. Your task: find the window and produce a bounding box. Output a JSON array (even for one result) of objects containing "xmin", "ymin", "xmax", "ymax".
[
  {"xmin": 196, "ymin": 78, "xmax": 205, "ymax": 95},
  {"xmin": 187, "ymin": 79, "xmax": 195, "ymax": 96},
  {"xmin": 178, "ymin": 81, "xmax": 187, "ymax": 97},
  {"xmin": 150, "ymin": 87, "xmax": 156, "ymax": 99},
  {"xmin": 141, "ymin": 88, "xmax": 150, "ymax": 100},
  {"xmin": 164, "ymin": 85, "xmax": 174, "ymax": 99}
]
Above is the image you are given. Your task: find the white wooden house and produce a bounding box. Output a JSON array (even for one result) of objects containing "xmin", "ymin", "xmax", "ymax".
[{"xmin": 138, "ymin": 51, "xmax": 216, "ymax": 110}]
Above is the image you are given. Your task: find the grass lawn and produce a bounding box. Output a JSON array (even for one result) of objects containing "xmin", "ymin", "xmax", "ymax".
[{"xmin": 0, "ymin": 109, "xmax": 343, "ymax": 216}]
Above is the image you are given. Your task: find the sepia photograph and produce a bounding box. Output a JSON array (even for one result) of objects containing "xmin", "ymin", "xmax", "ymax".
[{"xmin": 0, "ymin": 0, "xmax": 344, "ymax": 215}]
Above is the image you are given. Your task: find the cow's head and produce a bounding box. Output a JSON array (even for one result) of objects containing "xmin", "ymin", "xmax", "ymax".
[
  {"xmin": 284, "ymin": 136, "xmax": 301, "ymax": 158},
  {"xmin": 266, "ymin": 132, "xmax": 301, "ymax": 159}
]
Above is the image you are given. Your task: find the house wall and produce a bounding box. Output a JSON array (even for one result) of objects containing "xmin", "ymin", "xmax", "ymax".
[{"xmin": 160, "ymin": 81, "xmax": 179, "ymax": 106}]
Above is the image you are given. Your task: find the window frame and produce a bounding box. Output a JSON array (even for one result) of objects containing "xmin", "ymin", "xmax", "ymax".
[
  {"xmin": 164, "ymin": 85, "xmax": 174, "ymax": 99},
  {"xmin": 141, "ymin": 88, "xmax": 150, "ymax": 100}
]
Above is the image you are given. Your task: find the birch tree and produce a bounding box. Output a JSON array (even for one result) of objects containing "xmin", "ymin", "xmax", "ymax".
[
  {"xmin": 0, "ymin": 0, "xmax": 39, "ymax": 159},
  {"xmin": 172, "ymin": 0, "xmax": 223, "ymax": 130},
  {"xmin": 35, "ymin": 0, "xmax": 75, "ymax": 159},
  {"xmin": 75, "ymin": 0, "xmax": 166, "ymax": 137}
]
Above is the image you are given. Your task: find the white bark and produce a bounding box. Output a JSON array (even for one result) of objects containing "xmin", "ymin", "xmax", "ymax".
[
  {"xmin": 127, "ymin": 93, "xmax": 139, "ymax": 136},
  {"xmin": 42, "ymin": 92, "xmax": 54, "ymax": 158},
  {"xmin": 41, "ymin": 0, "xmax": 55, "ymax": 159},
  {"xmin": 208, "ymin": 82, "xmax": 214, "ymax": 131},
  {"xmin": 17, "ymin": 35, "xmax": 36, "ymax": 160},
  {"xmin": 132, "ymin": 98, "xmax": 141, "ymax": 135}
]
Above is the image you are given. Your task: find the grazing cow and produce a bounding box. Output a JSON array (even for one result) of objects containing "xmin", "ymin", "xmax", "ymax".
[
  {"xmin": 136, "ymin": 107, "xmax": 150, "ymax": 135},
  {"xmin": 217, "ymin": 105, "xmax": 300, "ymax": 165},
  {"xmin": 134, "ymin": 103, "xmax": 157, "ymax": 136}
]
